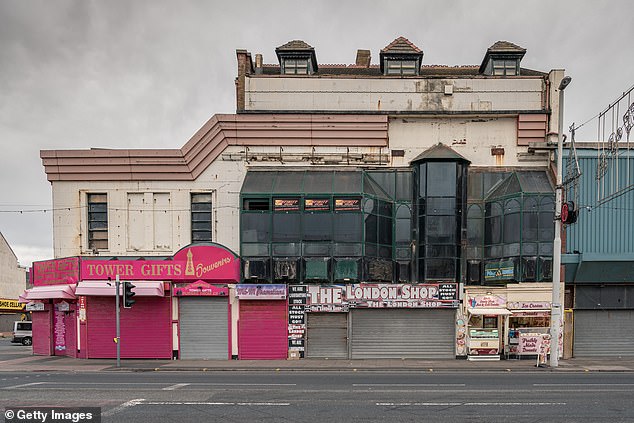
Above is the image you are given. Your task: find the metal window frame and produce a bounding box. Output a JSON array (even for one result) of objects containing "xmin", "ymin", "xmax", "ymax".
[
  {"xmin": 87, "ymin": 193, "xmax": 108, "ymax": 251},
  {"xmin": 191, "ymin": 192, "xmax": 213, "ymax": 243}
]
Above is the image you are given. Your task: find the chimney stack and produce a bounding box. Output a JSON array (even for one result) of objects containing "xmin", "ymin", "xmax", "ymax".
[
  {"xmin": 255, "ymin": 54, "xmax": 263, "ymax": 74},
  {"xmin": 355, "ymin": 49, "xmax": 371, "ymax": 67}
]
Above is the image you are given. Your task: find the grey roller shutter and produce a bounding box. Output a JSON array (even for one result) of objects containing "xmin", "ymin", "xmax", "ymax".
[
  {"xmin": 306, "ymin": 313, "xmax": 348, "ymax": 359},
  {"xmin": 574, "ymin": 310, "xmax": 634, "ymax": 357},
  {"xmin": 350, "ymin": 309, "xmax": 455, "ymax": 359},
  {"xmin": 179, "ymin": 297, "xmax": 228, "ymax": 359}
]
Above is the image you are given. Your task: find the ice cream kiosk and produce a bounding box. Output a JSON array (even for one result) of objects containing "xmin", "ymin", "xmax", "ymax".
[{"xmin": 466, "ymin": 294, "xmax": 511, "ymax": 360}]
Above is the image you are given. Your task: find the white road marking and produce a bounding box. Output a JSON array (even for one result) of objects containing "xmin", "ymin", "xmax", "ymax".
[
  {"xmin": 143, "ymin": 401, "xmax": 290, "ymax": 406},
  {"xmin": 377, "ymin": 402, "xmax": 567, "ymax": 406},
  {"xmin": 534, "ymin": 383, "xmax": 634, "ymax": 386},
  {"xmin": 2, "ymin": 382, "xmax": 45, "ymax": 389},
  {"xmin": 192, "ymin": 383, "xmax": 297, "ymax": 386},
  {"xmin": 102, "ymin": 398, "xmax": 144, "ymax": 416},
  {"xmin": 355, "ymin": 383, "xmax": 465, "ymax": 387},
  {"xmin": 162, "ymin": 383, "xmax": 190, "ymax": 391},
  {"xmin": 10, "ymin": 382, "xmax": 296, "ymax": 386}
]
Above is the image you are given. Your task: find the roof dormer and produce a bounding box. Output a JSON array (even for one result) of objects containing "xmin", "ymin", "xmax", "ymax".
[
  {"xmin": 380, "ymin": 37, "xmax": 424, "ymax": 76},
  {"xmin": 275, "ymin": 40, "xmax": 318, "ymax": 75},
  {"xmin": 479, "ymin": 41, "xmax": 526, "ymax": 76}
]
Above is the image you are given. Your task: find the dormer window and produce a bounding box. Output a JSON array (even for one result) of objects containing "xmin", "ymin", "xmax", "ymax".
[
  {"xmin": 492, "ymin": 59, "xmax": 519, "ymax": 76},
  {"xmin": 380, "ymin": 37, "xmax": 424, "ymax": 77},
  {"xmin": 282, "ymin": 58, "xmax": 310, "ymax": 75},
  {"xmin": 386, "ymin": 59, "xmax": 418, "ymax": 76},
  {"xmin": 480, "ymin": 41, "xmax": 526, "ymax": 76},
  {"xmin": 276, "ymin": 40, "xmax": 318, "ymax": 76}
]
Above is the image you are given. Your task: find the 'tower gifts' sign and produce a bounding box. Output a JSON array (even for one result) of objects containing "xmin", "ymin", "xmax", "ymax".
[
  {"xmin": 81, "ymin": 244, "xmax": 240, "ymax": 282},
  {"xmin": 32, "ymin": 257, "xmax": 80, "ymax": 286}
]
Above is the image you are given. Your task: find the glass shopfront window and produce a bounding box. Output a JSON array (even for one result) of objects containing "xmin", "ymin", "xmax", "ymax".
[
  {"xmin": 470, "ymin": 171, "xmax": 554, "ymax": 284},
  {"xmin": 414, "ymin": 156, "xmax": 468, "ymax": 283},
  {"xmin": 241, "ymin": 213, "xmax": 271, "ymax": 243},
  {"xmin": 240, "ymin": 170, "xmax": 405, "ymax": 283}
]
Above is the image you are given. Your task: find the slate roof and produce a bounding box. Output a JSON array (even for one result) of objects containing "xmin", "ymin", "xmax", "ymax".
[
  {"xmin": 486, "ymin": 41, "xmax": 526, "ymax": 54},
  {"xmin": 479, "ymin": 41, "xmax": 527, "ymax": 73},
  {"xmin": 276, "ymin": 40, "xmax": 314, "ymax": 51},
  {"xmin": 410, "ymin": 143, "xmax": 470, "ymax": 164},
  {"xmin": 381, "ymin": 36, "xmax": 422, "ymax": 54},
  {"xmin": 259, "ymin": 64, "xmax": 546, "ymax": 77},
  {"xmin": 256, "ymin": 38, "xmax": 546, "ymax": 77}
]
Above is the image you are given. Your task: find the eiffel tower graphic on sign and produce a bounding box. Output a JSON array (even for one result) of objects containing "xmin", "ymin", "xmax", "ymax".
[{"xmin": 185, "ymin": 249, "xmax": 195, "ymax": 276}]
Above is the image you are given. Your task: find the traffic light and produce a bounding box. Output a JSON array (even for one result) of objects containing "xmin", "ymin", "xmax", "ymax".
[
  {"xmin": 123, "ymin": 282, "xmax": 136, "ymax": 308},
  {"xmin": 561, "ymin": 201, "xmax": 578, "ymax": 224}
]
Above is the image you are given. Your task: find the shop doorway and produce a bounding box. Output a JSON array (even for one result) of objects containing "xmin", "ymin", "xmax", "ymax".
[{"xmin": 179, "ymin": 297, "xmax": 229, "ymax": 359}]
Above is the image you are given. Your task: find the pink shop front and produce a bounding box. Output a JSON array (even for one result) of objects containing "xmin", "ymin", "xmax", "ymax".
[{"xmin": 25, "ymin": 244, "xmax": 239, "ymax": 359}]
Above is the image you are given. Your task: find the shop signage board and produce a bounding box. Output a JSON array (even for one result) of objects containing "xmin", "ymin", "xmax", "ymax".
[
  {"xmin": 0, "ymin": 298, "xmax": 24, "ymax": 311},
  {"xmin": 32, "ymin": 257, "xmax": 80, "ymax": 286},
  {"xmin": 518, "ymin": 333, "xmax": 551, "ymax": 354},
  {"xmin": 81, "ymin": 244, "xmax": 240, "ymax": 282},
  {"xmin": 55, "ymin": 301, "xmax": 70, "ymax": 312},
  {"xmin": 511, "ymin": 311, "xmax": 551, "ymax": 317},
  {"xmin": 288, "ymin": 305, "xmax": 306, "ymax": 325},
  {"xmin": 287, "ymin": 286, "xmax": 307, "ymax": 358},
  {"xmin": 306, "ymin": 283, "xmax": 458, "ymax": 311},
  {"xmin": 507, "ymin": 301, "xmax": 551, "ymax": 310},
  {"xmin": 304, "ymin": 198, "xmax": 330, "ymax": 211},
  {"xmin": 484, "ymin": 260, "xmax": 514, "ymax": 281},
  {"xmin": 173, "ymin": 280, "xmax": 229, "ymax": 297},
  {"xmin": 54, "ymin": 309, "xmax": 66, "ymax": 352},
  {"xmin": 288, "ymin": 338, "xmax": 305, "ymax": 357},
  {"xmin": 274, "ymin": 198, "xmax": 300, "ymax": 212},
  {"xmin": 235, "ymin": 284, "xmax": 287, "ymax": 300},
  {"xmin": 26, "ymin": 302, "xmax": 45, "ymax": 311},
  {"xmin": 334, "ymin": 198, "xmax": 361, "ymax": 211},
  {"xmin": 78, "ymin": 296, "xmax": 87, "ymax": 322},
  {"xmin": 468, "ymin": 295, "xmax": 506, "ymax": 308}
]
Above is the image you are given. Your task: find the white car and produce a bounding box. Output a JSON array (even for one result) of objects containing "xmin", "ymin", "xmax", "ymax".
[{"xmin": 11, "ymin": 321, "xmax": 32, "ymax": 346}]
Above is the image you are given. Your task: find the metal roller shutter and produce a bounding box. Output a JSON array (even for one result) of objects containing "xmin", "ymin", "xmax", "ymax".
[
  {"xmin": 574, "ymin": 310, "xmax": 634, "ymax": 357},
  {"xmin": 179, "ymin": 297, "xmax": 228, "ymax": 359},
  {"xmin": 350, "ymin": 309, "xmax": 455, "ymax": 359},
  {"xmin": 238, "ymin": 300, "xmax": 287, "ymax": 360},
  {"xmin": 306, "ymin": 313, "xmax": 348, "ymax": 359}
]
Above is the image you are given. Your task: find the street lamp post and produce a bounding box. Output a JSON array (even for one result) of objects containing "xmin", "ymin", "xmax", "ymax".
[{"xmin": 551, "ymin": 75, "xmax": 571, "ymax": 367}]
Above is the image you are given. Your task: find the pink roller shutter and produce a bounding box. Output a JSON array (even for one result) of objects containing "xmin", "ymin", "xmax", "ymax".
[
  {"xmin": 32, "ymin": 306, "xmax": 52, "ymax": 356},
  {"xmin": 86, "ymin": 296, "xmax": 171, "ymax": 359},
  {"xmin": 238, "ymin": 300, "xmax": 287, "ymax": 360}
]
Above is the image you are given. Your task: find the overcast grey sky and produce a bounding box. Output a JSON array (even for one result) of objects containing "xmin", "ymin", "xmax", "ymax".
[{"xmin": 1, "ymin": 0, "xmax": 632, "ymax": 267}]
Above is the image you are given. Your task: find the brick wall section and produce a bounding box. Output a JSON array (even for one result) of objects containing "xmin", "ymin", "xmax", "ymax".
[{"xmin": 235, "ymin": 50, "xmax": 253, "ymax": 112}]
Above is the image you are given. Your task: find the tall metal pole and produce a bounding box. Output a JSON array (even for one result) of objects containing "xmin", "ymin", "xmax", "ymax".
[
  {"xmin": 115, "ymin": 274, "xmax": 121, "ymax": 368},
  {"xmin": 551, "ymin": 75, "xmax": 571, "ymax": 367}
]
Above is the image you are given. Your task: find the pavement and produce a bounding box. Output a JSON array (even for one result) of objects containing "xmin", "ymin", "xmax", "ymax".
[
  {"xmin": 1, "ymin": 334, "xmax": 632, "ymax": 373},
  {"xmin": 2, "ymin": 351, "xmax": 634, "ymax": 373}
]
